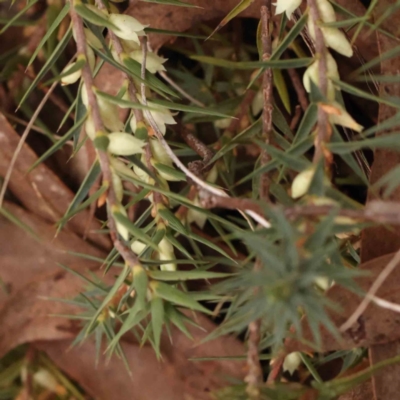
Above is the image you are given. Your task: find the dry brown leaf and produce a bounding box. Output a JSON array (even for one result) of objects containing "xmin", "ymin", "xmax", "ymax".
[
  {"xmin": 357, "ymin": 2, "xmax": 400, "ymax": 399},
  {"xmin": 37, "ymin": 331, "xmax": 245, "ymax": 400},
  {"xmin": 0, "ymin": 267, "xmax": 93, "ymax": 358},
  {"xmin": 0, "ymin": 113, "xmax": 109, "ymax": 249},
  {"xmin": 0, "ymin": 202, "xmax": 104, "ymax": 303}
]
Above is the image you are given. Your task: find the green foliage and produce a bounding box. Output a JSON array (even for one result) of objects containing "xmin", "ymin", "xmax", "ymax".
[{"xmin": 4, "ymin": 0, "xmax": 400, "ymax": 397}]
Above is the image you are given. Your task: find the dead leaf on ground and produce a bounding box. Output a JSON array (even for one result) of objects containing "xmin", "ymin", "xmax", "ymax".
[
  {"xmin": 358, "ymin": 2, "xmax": 400, "ymax": 399},
  {"xmin": 0, "ymin": 113, "xmax": 109, "ymax": 249}
]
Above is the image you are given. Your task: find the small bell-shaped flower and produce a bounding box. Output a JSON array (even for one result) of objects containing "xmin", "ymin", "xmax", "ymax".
[
  {"xmin": 61, "ymin": 62, "xmax": 82, "ymax": 86},
  {"xmin": 129, "ymin": 50, "xmax": 167, "ymax": 74},
  {"xmin": 130, "ymin": 102, "xmax": 176, "ymax": 135},
  {"xmin": 283, "ymin": 352, "xmax": 302, "ymax": 375},
  {"xmin": 303, "ymin": 52, "xmax": 339, "ymax": 100},
  {"xmin": 308, "ymin": 0, "xmax": 353, "ymax": 57},
  {"xmin": 107, "ymin": 132, "xmax": 146, "ymax": 156},
  {"xmin": 158, "ymin": 237, "xmax": 176, "ymax": 271},
  {"xmin": 97, "ymin": 95, "xmax": 125, "ymax": 132},
  {"xmin": 274, "ymin": 0, "xmax": 302, "ymax": 18},
  {"xmin": 108, "ymin": 14, "xmax": 147, "ymax": 44},
  {"xmin": 291, "ymin": 166, "xmax": 316, "ymax": 199}
]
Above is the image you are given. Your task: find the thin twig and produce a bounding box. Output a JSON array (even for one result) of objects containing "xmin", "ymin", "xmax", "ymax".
[
  {"xmin": 0, "ymin": 80, "xmax": 59, "ymax": 209},
  {"xmin": 369, "ymin": 294, "xmax": 400, "ymax": 314},
  {"xmin": 340, "ymin": 248, "xmax": 400, "ymax": 332},
  {"xmin": 287, "ymin": 64, "xmax": 309, "ymax": 112},
  {"xmin": 307, "ymin": 0, "xmax": 330, "ymax": 164},
  {"xmin": 96, "ymin": 0, "xmax": 144, "ymax": 124},
  {"xmin": 259, "ymin": 2, "xmax": 273, "ymax": 202},
  {"xmin": 70, "ymin": 2, "xmax": 140, "ymax": 268},
  {"xmin": 159, "ymin": 71, "xmax": 205, "ymax": 107}
]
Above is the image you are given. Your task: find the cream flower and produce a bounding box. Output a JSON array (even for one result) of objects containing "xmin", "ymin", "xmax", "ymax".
[
  {"xmin": 274, "ymin": 0, "xmax": 302, "ymax": 18},
  {"xmin": 107, "ymin": 132, "xmax": 145, "ymax": 156},
  {"xmin": 130, "ymin": 102, "xmax": 176, "ymax": 135},
  {"xmin": 303, "ymin": 52, "xmax": 339, "ymax": 100},
  {"xmin": 308, "ymin": 0, "xmax": 353, "ymax": 57},
  {"xmin": 129, "ymin": 50, "xmax": 167, "ymax": 74},
  {"xmin": 108, "ymin": 14, "xmax": 147, "ymax": 44}
]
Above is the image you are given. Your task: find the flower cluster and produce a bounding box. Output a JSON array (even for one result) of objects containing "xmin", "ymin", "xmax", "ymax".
[{"xmin": 64, "ymin": 2, "xmax": 186, "ymax": 272}]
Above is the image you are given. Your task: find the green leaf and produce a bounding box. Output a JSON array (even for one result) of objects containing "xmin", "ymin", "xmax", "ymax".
[
  {"xmin": 208, "ymin": 0, "xmax": 255, "ymax": 39},
  {"xmin": 259, "ymin": 143, "xmax": 311, "ymax": 172},
  {"xmin": 0, "ymin": 0, "xmax": 39, "ymax": 34},
  {"xmin": 328, "ymin": 133, "xmax": 400, "ymax": 154},
  {"xmin": 272, "ymin": 13, "xmax": 308, "ymax": 60},
  {"xmin": 332, "ymin": 78, "xmax": 400, "ymax": 110},
  {"xmin": 372, "ymin": 164, "xmax": 400, "ymax": 198},
  {"xmin": 18, "ymin": 26, "xmax": 72, "ymax": 108},
  {"xmin": 29, "ymin": 112, "xmax": 87, "ymax": 172},
  {"xmin": 148, "ymin": 270, "xmax": 231, "ymax": 281},
  {"xmin": 293, "ymin": 104, "xmax": 317, "ymax": 143},
  {"xmin": 157, "ymin": 208, "xmax": 188, "ymax": 235},
  {"xmin": 27, "ymin": 3, "xmax": 70, "ymax": 68},
  {"xmin": 151, "ymin": 98, "xmax": 235, "ymax": 118},
  {"xmin": 145, "ymin": 28, "xmax": 210, "ymax": 40},
  {"xmin": 273, "ymin": 70, "xmax": 291, "ymax": 113},
  {"xmin": 0, "ymin": 207, "xmax": 39, "ymax": 240},
  {"xmin": 95, "ymin": 90, "xmax": 153, "ymax": 111},
  {"xmin": 57, "ymin": 161, "xmax": 101, "ymax": 231},
  {"xmin": 166, "ymin": 304, "xmax": 193, "ymax": 339},
  {"xmin": 152, "ymin": 282, "xmax": 213, "ymax": 314},
  {"xmin": 191, "ymin": 56, "xmax": 312, "ymax": 70},
  {"xmin": 113, "ymin": 212, "xmax": 159, "ymax": 251},
  {"xmin": 74, "ymin": 2, "xmax": 117, "ymax": 30},
  {"xmin": 122, "ymin": 56, "xmax": 179, "ymax": 98},
  {"xmin": 154, "ymin": 163, "xmax": 186, "ymax": 181},
  {"xmin": 107, "ymin": 302, "xmax": 147, "ymax": 351},
  {"xmin": 151, "ymin": 296, "xmax": 164, "ymax": 358},
  {"xmin": 133, "ymin": 265, "xmax": 148, "ymax": 308},
  {"xmin": 86, "ymin": 266, "xmax": 131, "ymax": 334}
]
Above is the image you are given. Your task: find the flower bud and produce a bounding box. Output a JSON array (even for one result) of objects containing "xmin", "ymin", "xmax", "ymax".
[
  {"xmin": 85, "ymin": 114, "xmax": 96, "ymax": 140},
  {"xmin": 60, "ymin": 61, "xmax": 82, "ymax": 86},
  {"xmin": 131, "ymin": 240, "xmax": 146, "ymax": 254},
  {"xmin": 303, "ymin": 53, "xmax": 339, "ymax": 100},
  {"xmin": 81, "ymin": 84, "xmax": 89, "ymax": 107},
  {"xmin": 314, "ymin": 276, "xmax": 331, "ymax": 291},
  {"xmin": 33, "ymin": 369, "xmax": 61, "ymax": 393},
  {"xmin": 158, "ymin": 237, "xmax": 176, "ymax": 271},
  {"xmin": 283, "ymin": 352, "xmax": 302, "ymax": 375},
  {"xmin": 291, "ymin": 166, "xmax": 315, "ymax": 199},
  {"xmin": 108, "ymin": 132, "xmax": 145, "ymax": 155},
  {"xmin": 108, "ymin": 14, "xmax": 147, "ymax": 43}
]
